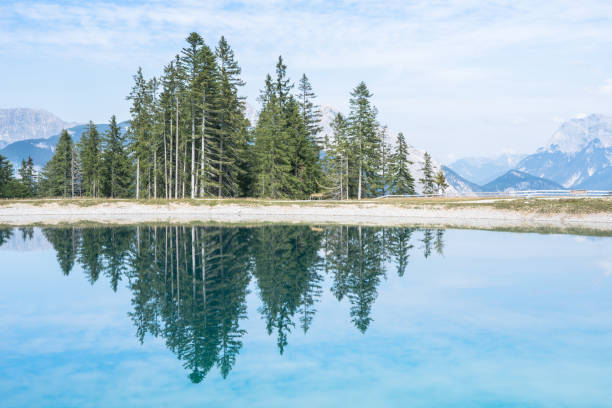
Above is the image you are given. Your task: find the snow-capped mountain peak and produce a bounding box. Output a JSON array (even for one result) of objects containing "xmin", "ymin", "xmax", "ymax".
[
  {"xmin": 545, "ymin": 114, "xmax": 612, "ymax": 154},
  {"xmin": 0, "ymin": 108, "xmax": 76, "ymax": 148}
]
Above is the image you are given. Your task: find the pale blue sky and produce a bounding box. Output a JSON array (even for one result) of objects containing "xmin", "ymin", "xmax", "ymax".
[{"xmin": 2, "ymin": 0, "xmax": 612, "ymax": 161}]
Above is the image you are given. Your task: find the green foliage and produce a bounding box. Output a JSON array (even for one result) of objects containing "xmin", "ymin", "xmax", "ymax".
[
  {"xmin": 30, "ymin": 225, "xmax": 447, "ymax": 382},
  {"xmin": 101, "ymin": 116, "xmax": 133, "ymax": 198},
  {"xmin": 434, "ymin": 169, "xmax": 449, "ymax": 193},
  {"xmin": 252, "ymin": 57, "xmax": 322, "ymax": 198},
  {"xmin": 41, "ymin": 130, "xmax": 77, "ymax": 197},
  {"xmin": 348, "ymin": 82, "xmax": 381, "ymax": 199},
  {"xmin": 0, "ymin": 154, "xmax": 16, "ymax": 198},
  {"xmin": 322, "ymin": 113, "xmax": 350, "ymax": 199},
  {"xmin": 388, "ymin": 132, "xmax": 415, "ymax": 195},
  {"xmin": 2, "ymin": 32, "xmax": 438, "ymax": 201},
  {"xmin": 18, "ymin": 156, "xmax": 37, "ymax": 197},
  {"xmin": 420, "ymin": 152, "xmax": 436, "ymax": 195},
  {"xmin": 79, "ymin": 122, "xmax": 102, "ymax": 197}
]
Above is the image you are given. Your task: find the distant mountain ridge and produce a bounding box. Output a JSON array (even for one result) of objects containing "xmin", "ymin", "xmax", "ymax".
[
  {"xmin": 481, "ymin": 170, "xmax": 563, "ymax": 192},
  {"xmin": 441, "ymin": 166, "xmax": 482, "ymax": 193},
  {"xmin": 447, "ymin": 153, "xmax": 526, "ymax": 185},
  {"xmin": 0, "ymin": 108, "xmax": 76, "ymax": 149},
  {"xmin": 0, "ymin": 121, "xmax": 130, "ymax": 169},
  {"xmin": 447, "ymin": 114, "xmax": 612, "ymax": 192},
  {"xmin": 442, "ymin": 167, "xmax": 562, "ymax": 193}
]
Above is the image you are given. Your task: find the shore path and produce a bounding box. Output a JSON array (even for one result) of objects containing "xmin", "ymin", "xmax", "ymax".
[{"xmin": 0, "ymin": 201, "xmax": 611, "ymax": 232}]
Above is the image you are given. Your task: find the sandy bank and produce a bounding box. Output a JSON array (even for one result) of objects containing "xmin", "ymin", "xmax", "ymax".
[{"xmin": 0, "ymin": 201, "xmax": 611, "ymax": 232}]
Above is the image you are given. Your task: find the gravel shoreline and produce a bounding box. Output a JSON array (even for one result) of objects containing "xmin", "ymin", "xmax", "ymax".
[{"xmin": 0, "ymin": 202, "xmax": 611, "ymax": 231}]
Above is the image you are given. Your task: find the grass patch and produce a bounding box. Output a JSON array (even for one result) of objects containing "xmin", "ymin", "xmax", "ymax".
[{"xmin": 0, "ymin": 196, "xmax": 611, "ymax": 214}]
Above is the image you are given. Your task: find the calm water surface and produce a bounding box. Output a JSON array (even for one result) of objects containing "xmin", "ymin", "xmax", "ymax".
[{"xmin": 0, "ymin": 225, "xmax": 611, "ymax": 407}]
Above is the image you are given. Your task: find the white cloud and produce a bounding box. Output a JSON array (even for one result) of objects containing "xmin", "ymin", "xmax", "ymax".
[
  {"xmin": 2, "ymin": 0, "xmax": 612, "ymax": 158},
  {"xmin": 598, "ymin": 78, "xmax": 612, "ymax": 95}
]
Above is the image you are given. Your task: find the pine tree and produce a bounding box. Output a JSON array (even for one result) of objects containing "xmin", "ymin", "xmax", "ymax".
[
  {"xmin": 215, "ymin": 36, "xmax": 249, "ymax": 197},
  {"xmin": 297, "ymin": 74, "xmax": 323, "ymax": 146},
  {"xmin": 41, "ymin": 130, "xmax": 75, "ymax": 197},
  {"xmin": 181, "ymin": 33, "xmax": 205, "ymax": 199},
  {"xmin": 252, "ymin": 75, "xmax": 293, "ymax": 197},
  {"xmin": 252, "ymin": 62, "xmax": 295, "ymax": 198},
  {"xmin": 18, "ymin": 156, "xmax": 37, "ymax": 197},
  {"xmin": 79, "ymin": 122, "xmax": 102, "ymax": 197},
  {"xmin": 322, "ymin": 113, "xmax": 350, "ymax": 199},
  {"xmin": 379, "ymin": 126, "xmax": 391, "ymax": 196},
  {"xmin": 101, "ymin": 116, "xmax": 132, "ymax": 198},
  {"xmin": 127, "ymin": 67, "xmax": 153, "ymax": 199},
  {"xmin": 420, "ymin": 152, "xmax": 435, "ymax": 195},
  {"xmin": 0, "ymin": 154, "xmax": 15, "ymax": 198},
  {"xmin": 388, "ymin": 132, "xmax": 415, "ymax": 195},
  {"xmin": 434, "ymin": 169, "xmax": 449, "ymax": 194},
  {"xmin": 348, "ymin": 82, "xmax": 380, "ymax": 199},
  {"xmin": 285, "ymin": 97, "xmax": 321, "ymax": 197}
]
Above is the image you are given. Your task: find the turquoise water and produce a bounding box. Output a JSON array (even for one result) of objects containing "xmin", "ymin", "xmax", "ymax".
[{"xmin": 0, "ymin": 225, "xmax": 611, "ymax": 407}]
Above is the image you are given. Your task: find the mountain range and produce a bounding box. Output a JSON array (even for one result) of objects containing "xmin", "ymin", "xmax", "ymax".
[
  {"xmin": 445, "ymin": 114, "xmax": 612, "ymax": 192},
  {"xmin": 0, "ymin": 119, "xmax": 130, "ymax": 170},
  {"xmin": 448, "ymin": 153, "xmax": 526, "ymax": 185},
  {"xmin": 0, "ymin": 108, "xmax": 76, "ymax": 149},
  {"xmin": 2, "ymin": 108, "xmax": 609, "ymax": 194}
]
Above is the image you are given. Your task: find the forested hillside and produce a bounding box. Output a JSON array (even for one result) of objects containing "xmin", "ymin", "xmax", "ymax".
[{"xmin": 0, "ymin": 32, "xmax": 446, "ymax": 200}]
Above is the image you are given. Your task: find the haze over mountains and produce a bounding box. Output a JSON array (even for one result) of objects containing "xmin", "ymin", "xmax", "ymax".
[
  {"xmin": 446, "ymin": 114, "xmax": 612, "ymax": 192},
  {"xmin": 0, "ymin": 108, "xmax": 76, "ymax": 149},
  {"xmin": 1, "ymin": 108, "xmax": 610, "ymax": 193}
]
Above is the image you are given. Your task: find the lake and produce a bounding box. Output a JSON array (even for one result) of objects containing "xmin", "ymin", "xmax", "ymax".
[{"xmin": 0, "ymin": 225, "xmax": 611, "ymax": 407}]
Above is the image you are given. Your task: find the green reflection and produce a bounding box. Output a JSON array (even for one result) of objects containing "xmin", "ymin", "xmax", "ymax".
[{"xmin": 11, "ymin": 224, "xmax": 445, "ymax": 383}]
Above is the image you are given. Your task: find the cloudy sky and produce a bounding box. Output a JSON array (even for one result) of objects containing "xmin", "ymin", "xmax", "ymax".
[{"xmin": 2, "ymin": 0, "xmax": 612, "ymax": 162}]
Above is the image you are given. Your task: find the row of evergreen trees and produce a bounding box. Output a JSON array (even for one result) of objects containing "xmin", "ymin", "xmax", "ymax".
[{"xmin": 1, "ymin": 32, "xmax": 448, "ymax": 200}]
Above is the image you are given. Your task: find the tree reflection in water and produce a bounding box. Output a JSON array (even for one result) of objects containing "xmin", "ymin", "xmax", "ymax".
[{"xmin": 8, "ymin": 224, "xmax": 446, "ymax": 383}]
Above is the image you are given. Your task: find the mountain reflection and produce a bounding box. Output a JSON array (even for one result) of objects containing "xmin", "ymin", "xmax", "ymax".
[{"xmin": 5, "ymin": 224, "xmax": 445, "ymax": 382}]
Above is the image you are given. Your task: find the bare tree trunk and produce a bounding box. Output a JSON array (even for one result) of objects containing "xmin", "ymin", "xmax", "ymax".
[
  {"xmin": 200, "ymin": 91, "xmax": 206, "ymax": 197},
  {"xmin": 358, "ymin": 161, "xmax": 362, "ymax": 201},
  {"xmin": 175, "ymin": 98, "xmax": 179, "ymax": 200},
  {"xmin": 182, "ymin": 143, "xmax": 187, "ymax": 198},
  {"xmin": 164, "ymin": 128, "xmax": 168, "ymax": 199},
  {"xmin": 169, "ymin": 118, "xmax": 173, "ymax": 199},
  {"xmin": 345, "ymin": 153, "xmax": 349, "ymax": 200},
  {"xmin": 339, "ymin": 153, "xmax": 343, "ymax": 200},
  {"xmin": 191, "ymin": 101, "xmax": 195, "ymax": 199},
  {"xmin": 218, "ymin": 137, "xmax": 223, "ymax": 198},
  {"xmin": 136, "ymin": 158, "xmax": 140, "ymax": 199},
  {"xmin": 154, "ymin": 149, "xmax": 157, "ymax": 199},
  {"xmin": 71, "ymin": 148, "xmax": 75, "ymax": 198}
]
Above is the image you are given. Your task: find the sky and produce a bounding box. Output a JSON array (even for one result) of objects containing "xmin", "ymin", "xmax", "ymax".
[{"xmin": 1, "ymin": 0, "xmax": 612, "ymax": 162}]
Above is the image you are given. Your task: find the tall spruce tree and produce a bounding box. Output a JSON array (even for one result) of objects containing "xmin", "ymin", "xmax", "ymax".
[
  {"xmin": 127, "ymin": 67, "xmax": 153, "ymax": 199},
  {"xmin": 420, "ymin": 152, "xmax": 435, "ymax": 195},
  {"xmin": 18, "ymin": 156, "xmax": 37, "ymax": 197},
  {"xmin": 379, "ymin": 126, "xmax": 391, "ymax": 196},
  {"xmin": 101, "ymin": 116, "xmax": 132, "ymax": 198},
  {"xmin": 322, "ymin": 113, "xmax": 350, "ymax": 199},
  {"xmin": 348, "ymin": 82, "xmax": 380, "ymax": 199},
  {"xmin": 388, "ymin": 132, "xmax": 415, "ymax": 195},
  {"xmin": 0, "ymin": 155, "xmax": 15, "ymax": 198},
  {"xmin": 181, "ymin": 33, "xmax": 205, "ymax": 199},
  {"xmin": 215, "ymin": 36, "xmax": 249, "ymax": 197},
  {"xmin": 41, "ymin": 130, "xmax": 76, "ymax": 197},
  {"xmin": 79, "ymin": 121, "xmax": 102, "ymax": 197},
  {"xmin": 434, "ymin": 169, "xmax": 449, "ymax": 194},
  {"xmin": 252, "ymin": 73, "xmax": 293, "ymax": 197},
  {"xmin": 297, "ymin": 74, "xmax": 323, "ymax": 146}
]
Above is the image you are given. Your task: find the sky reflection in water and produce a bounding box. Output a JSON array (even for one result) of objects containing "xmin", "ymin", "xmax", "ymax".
[{"xmin": 0, "ymin": 225, "xmax": 611, "ymax": 407}]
